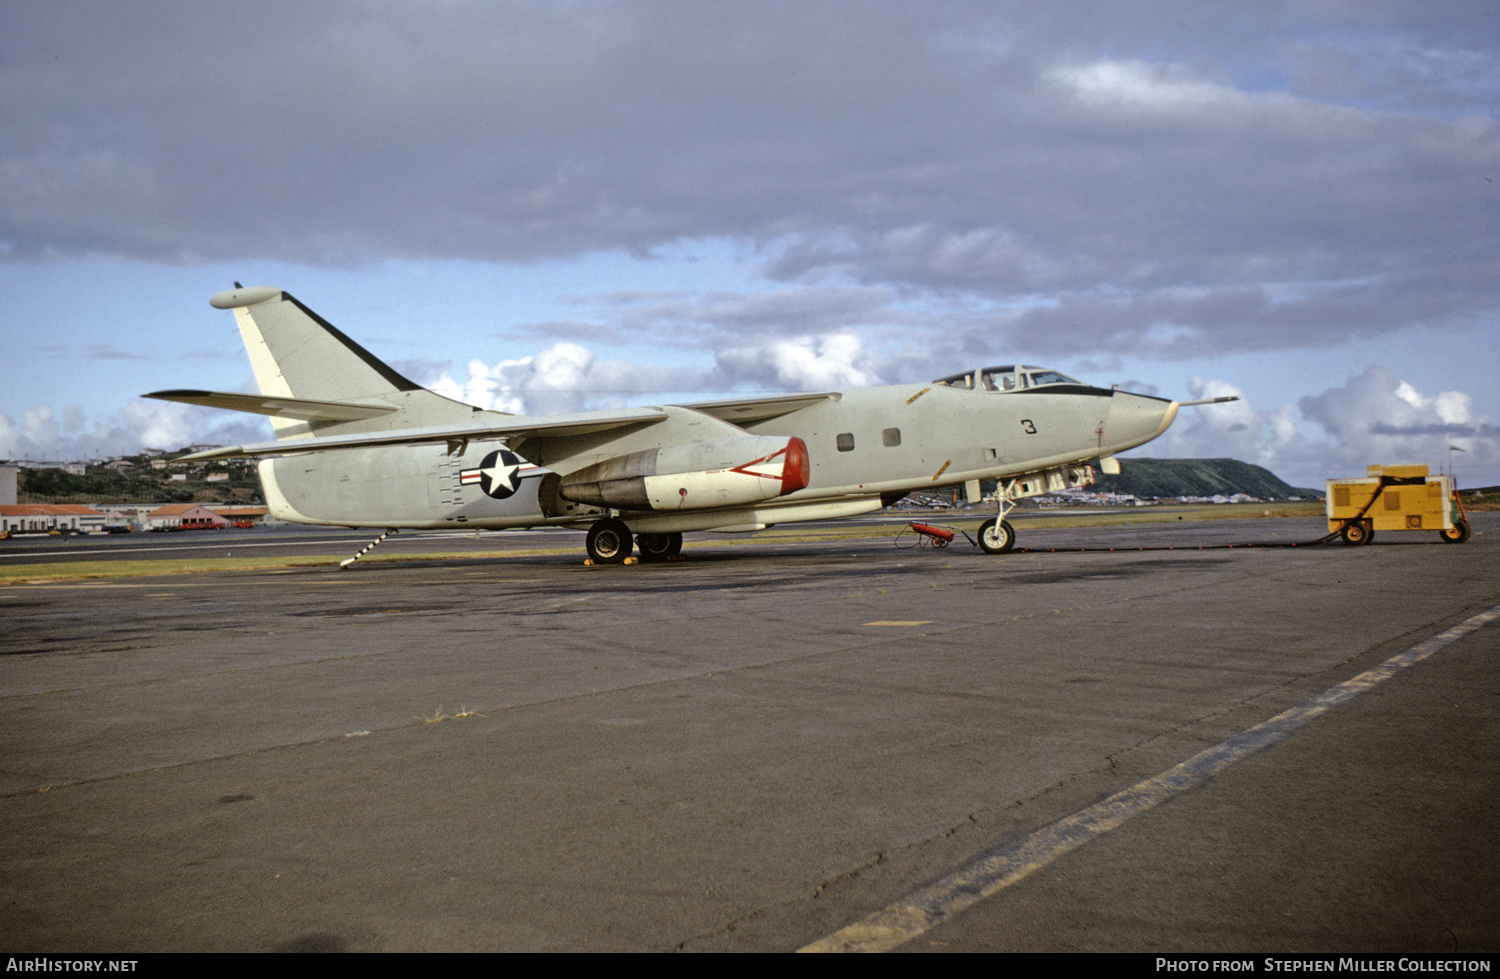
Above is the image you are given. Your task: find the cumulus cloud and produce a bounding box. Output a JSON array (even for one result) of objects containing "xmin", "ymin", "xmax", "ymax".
[
  {"xmin": 1133, "ymin": 378, "xmax": 1306, "ymax": 478},
  {"xmin": 1297, "ymin": 367, "xmax": 1496, "ymax": 476},
  {"xmin": 716, "ymin": 335, "xmax": 882, "ymax": 392},
  {"xmin": 0, "ymin": 400, "xmax": 269, "ymax": 461},
  {"xmin": 429, "ymin": 340, "xmax": 718, "ymax": 416}
]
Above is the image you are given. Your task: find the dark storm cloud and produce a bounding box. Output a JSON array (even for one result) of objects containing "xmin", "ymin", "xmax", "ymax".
[{"xmin": 3, "ymin": 1, "xmax": 1497, "ymax": 359}]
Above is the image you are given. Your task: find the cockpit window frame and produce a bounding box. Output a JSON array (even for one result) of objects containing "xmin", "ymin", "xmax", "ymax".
[{"xmin": 932, "ymin": 364, "xmax": 1082, "ymax": 392}]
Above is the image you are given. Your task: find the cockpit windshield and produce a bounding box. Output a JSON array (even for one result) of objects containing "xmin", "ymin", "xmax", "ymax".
[
  {"xmin": 1026, "ymin": 370, "xmax": 1076, "ymax": 387},
  {"xmin": 931, "ymin": 365, "xmax": 1082, "ymax": 391}
]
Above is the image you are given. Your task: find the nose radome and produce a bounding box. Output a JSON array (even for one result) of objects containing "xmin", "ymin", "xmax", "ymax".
[{"xmin": 1104, "ymin": 392, "xmax": 1179, "ymax": 453}]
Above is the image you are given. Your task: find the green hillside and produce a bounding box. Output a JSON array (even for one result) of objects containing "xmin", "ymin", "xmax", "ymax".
[
  {"xmin": 15, "ymin": 456, "xmax": 263, "ymax": 504},
  {"xmin": 1094, "ymin": 458, "xmax": 1321, "ymax": 500}
]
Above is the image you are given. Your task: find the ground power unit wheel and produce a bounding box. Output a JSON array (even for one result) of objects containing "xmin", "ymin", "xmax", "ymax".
[
  {"xmin": 1440, "ymin": 519, "xmax": 1470, "ymax": 544},
  {"xmin": 1340, "ymin": 522, "xmax": 1371, "ymax": 545}
]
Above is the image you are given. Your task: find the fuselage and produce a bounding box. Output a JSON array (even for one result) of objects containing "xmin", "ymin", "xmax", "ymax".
[{"xmin": 256, "ymin": 369, "xmax": 1176, "ymax": 533}]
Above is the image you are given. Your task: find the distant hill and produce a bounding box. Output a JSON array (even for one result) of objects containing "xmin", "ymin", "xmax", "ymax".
[
  {"xmin": 1093, "ymin": 458, "xmax": 1321, "ymax": 500},
  {"xmin": 14, "ymin": 455, "xmax": 263, "ymax": 505}
]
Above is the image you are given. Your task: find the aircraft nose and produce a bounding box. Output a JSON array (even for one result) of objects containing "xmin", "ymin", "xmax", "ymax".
[{"xmin": 1104, "ymin": 391, "xmax": 1178, "ymax": 453}]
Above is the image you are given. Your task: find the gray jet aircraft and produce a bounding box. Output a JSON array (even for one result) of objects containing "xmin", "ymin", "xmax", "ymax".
[{"xmin": 148, "ymin": 286, "xmax": 1232, "ymax": 564}]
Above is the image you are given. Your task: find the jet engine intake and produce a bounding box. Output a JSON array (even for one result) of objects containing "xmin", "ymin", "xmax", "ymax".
[{"xmin": 560, "ymin": 436, "xmax": 809, "ymax": 511}]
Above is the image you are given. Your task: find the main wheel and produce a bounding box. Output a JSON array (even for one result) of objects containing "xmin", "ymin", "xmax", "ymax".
[
  {"xmin": 1440, "ymin": 519, "xmax": 1470, "ymax": 544},
  {"xmin": 586, "ymin": 518, "xmax": 633, "ymax": 564},
  {"xmin": 1340, "ymin": 522, "xmax": 1370, "ymax": 545},
  {"xmin": 978, "ymin": 517, "xmax": 1015, "ymax": 554},
  {"xmin": 635, "ymin": 532, "xmax": 682, "ymax": 562}
]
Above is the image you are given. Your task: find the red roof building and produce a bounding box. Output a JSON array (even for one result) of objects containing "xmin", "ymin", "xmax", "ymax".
[
  {"xmin": 143, "ymin": 504, "xmax": 230, "ymax": 531},
  {"xmin": 1, "ymin": 504, "xmax": 108, "ymax": 534}
]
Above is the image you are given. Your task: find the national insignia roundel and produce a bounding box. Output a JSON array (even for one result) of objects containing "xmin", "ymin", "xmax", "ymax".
[{"xmin": 459, "ymin": 449, "xmax": 524, "ymax": 499}]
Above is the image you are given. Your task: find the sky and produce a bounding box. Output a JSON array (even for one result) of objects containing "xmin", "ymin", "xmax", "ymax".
[{"xmin": 2, "ymin": 1, "xmax": 1497, "ymax": 490}]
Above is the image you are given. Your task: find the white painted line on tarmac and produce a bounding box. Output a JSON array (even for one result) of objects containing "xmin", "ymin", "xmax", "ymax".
[{"xmin": 801, "ymin": 601, "xmax": 1500, "ymax": 953}]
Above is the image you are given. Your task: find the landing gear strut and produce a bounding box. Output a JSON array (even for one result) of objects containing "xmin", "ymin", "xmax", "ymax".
[
  {"xmin": 585, "ymin": 518, "xmax": 633, "ymax": 564},
  {"xmin": 978, "ymin": 482, "xmax": 1018, "ymax": 554}
]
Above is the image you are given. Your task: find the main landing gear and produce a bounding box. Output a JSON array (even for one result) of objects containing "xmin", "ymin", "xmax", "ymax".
[
  {"xmin": 635, "ymin": 531, "xmax": 683, "ymax": 563},
  {"xmin": 583, "ymin": 516, "xmax": 683, "ymax": 564},
  {"xmin": 585, "ymin": 518, "xmax": 633, "ymax": 564}
]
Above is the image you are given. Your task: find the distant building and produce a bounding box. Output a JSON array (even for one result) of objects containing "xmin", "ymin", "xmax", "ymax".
[
  {"xmin": 144, "ymin": 504, "xmax": 229, "ymax": 531},
  {"xmin": 93, "ymin": 504, "xmax": 151, "ymax": 530},
  {"xmin": 211, "ymin": 506, "xmax": 269, "ymax": 526},
  {"xmin": 0, "ymin": 466, "xmax": 15, "ymax": 506},
  {"xmin": 1, "ymin": 504, "xmax": 108, "ymax": 534}
]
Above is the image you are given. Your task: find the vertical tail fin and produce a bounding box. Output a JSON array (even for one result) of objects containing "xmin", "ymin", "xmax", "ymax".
[
  {"xmin": 210, "ymin": 286, "xmax": 421, "ymax": 401},
  {"xmin": 208, "ymin": 286, "xmax": 487, "ymax": 440}
]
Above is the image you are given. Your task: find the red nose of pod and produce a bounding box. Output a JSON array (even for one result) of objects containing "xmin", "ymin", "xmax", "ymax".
[{"xmin": 780, "ymin": 437, "xmax": 810, "ymax": 496}]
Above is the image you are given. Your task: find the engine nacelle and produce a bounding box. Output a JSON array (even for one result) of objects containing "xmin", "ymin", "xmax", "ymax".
[{"xmin": 559, "ymin": 436, "xmax": 809, "ymax": 511}]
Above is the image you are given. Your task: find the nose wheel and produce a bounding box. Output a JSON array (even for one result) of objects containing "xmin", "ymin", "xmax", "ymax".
[{"xmin": 979, "ymin": 516, "xmax": 1015, "ymax": 554}]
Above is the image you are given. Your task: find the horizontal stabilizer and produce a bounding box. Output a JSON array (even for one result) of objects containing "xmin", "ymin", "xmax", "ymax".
[{"xmin": 144, "ymin": 389, "xmax": 400, "ymax": 421}]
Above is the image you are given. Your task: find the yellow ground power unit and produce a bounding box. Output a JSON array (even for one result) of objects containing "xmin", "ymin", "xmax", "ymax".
[{"xmin": 1325, "ymin": 464, "xmax": 1470, "ymax": 545}]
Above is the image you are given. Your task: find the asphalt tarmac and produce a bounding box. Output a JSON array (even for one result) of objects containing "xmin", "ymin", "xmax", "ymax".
[{"xmin": 1, "ymin": 514, "xmax": 1496, "ymax": 952}]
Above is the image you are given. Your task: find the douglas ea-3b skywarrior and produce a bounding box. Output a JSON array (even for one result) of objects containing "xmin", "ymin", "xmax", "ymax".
[{"xmin": 148, "ymin": 286, "xmax": 1234, "ymax": 565}]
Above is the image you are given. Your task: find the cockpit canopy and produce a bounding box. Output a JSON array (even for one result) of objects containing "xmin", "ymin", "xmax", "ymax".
[{"xmin": 931, "ymin": 365, "xmax": 1082, "ymax": 392}]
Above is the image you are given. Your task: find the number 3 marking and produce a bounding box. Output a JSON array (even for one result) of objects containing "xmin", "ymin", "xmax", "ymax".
[{"xmin": 1020, "ymin": 419, "xmax": 1037, "ymax": 434}]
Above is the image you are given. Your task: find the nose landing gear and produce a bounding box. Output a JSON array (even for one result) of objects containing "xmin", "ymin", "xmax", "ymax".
[
  {"xmin": 977, "ymin": 482, "xmax": 1019, "ymax": 554},
  {"xmin": 978, "ymin": 516, "xmax": 1016, "ymax": 554}
]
